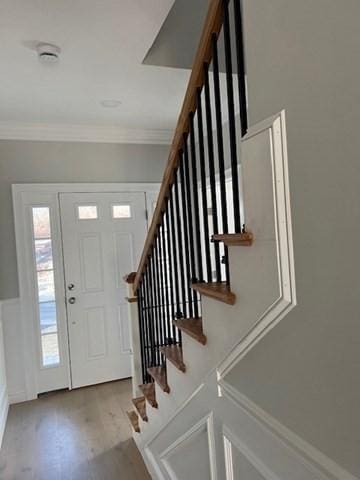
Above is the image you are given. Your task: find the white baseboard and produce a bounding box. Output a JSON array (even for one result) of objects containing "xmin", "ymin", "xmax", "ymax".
[
  {"xmin": 0, "ymin": 386, "xmax": 9, "ymax": 448},
  {"xmin": 8, "ymin": 390, "xmax": 27, "ymax": 405}
]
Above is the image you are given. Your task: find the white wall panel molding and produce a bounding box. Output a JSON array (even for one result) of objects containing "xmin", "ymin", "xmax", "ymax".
[
  {"xmin": 159, "ymin": 413, "xmax": 217, "ymax": 480},
  {"xmin": 219, "ymin": 380, "xmax": 357, "ymax": 480},
  {"xmin": 223, "ymin": 426, "xmax": 278, "ymax": 480},
  {"xmin": 218, "ymin": 111, "xmax": 297, "ymax": 379},
  {"xmin": 0, "ymin": 121, "xmax": 173, "ymax": 145}
]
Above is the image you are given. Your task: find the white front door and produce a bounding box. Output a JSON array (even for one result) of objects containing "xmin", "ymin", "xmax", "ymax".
[{"xmin": 59, "ymin": 192, "xmax": 146, "ymax": 388}]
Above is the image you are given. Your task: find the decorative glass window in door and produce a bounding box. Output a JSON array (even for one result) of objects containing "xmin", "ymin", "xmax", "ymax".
[{"xmin": 32, "ymin": 207, "xmax": 60, "ymax": 367}]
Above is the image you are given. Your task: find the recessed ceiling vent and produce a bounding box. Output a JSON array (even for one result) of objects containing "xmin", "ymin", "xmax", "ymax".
[{"xmin": 36, "ymin": 43, "xmax": 61, "ymax": 64}]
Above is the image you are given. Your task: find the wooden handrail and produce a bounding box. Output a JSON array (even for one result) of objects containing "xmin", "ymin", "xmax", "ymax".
[{"xmin": 134, "ymin": 0, "xmax": 224, "ymax": 292}]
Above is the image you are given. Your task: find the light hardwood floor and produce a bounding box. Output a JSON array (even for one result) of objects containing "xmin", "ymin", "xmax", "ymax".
[{"xmin": 0, "ymin": 379, "xmax": 151, "ymax": 480}]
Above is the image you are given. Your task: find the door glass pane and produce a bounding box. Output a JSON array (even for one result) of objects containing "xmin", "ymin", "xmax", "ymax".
[
  {"xmin": 78, "ymin": 205, "xmax": 98, "ymax": 220},
  {"xmin": 35, "ymin": 239, "xmax": 53, "ymax": 270},
  {"xmin": 37, "ymin": 270, "xmax": 55, "ymax": 302},
  {"xmin": 41, "ymin": 334, "xmax": 60, "ymax": 366},
  {"xmin": 39, "ymin": 302, "xmax": 57, "ymax": 334},
  {"xmin": 33, "ymin": 207, "xmax": 51, "ymax": 238},
  {"xmin": 112, "ymin": 204, "xmax": 131, "ymax": 219}
]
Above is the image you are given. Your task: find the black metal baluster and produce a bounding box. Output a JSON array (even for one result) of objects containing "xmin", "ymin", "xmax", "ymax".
[
  {"xmin": 196, "ymin": 88, "xmax": 212, "ymax": 283},
  {"xmin": 153, "ymin": 236, "xmax": 164, "ymax": 364},
  {"xmin": 145, "ymin": 263, "xmax": 156, "ymax": 375},
  {"xmin": 168, "ymin": 193, "xmax": 181, "ymax": 340},
  {"xmin": 149, "ymin": 251, "xmax": 160, "ymax": 366},
  {"xmin": 143, "ymin": 271, "xmax": 152, "ymax": 381},
  {"xmin": 233, "ymin": 0, "xmax": 248, "ymax": 137},
  {"xmin": 183, "ymin": 134, "xmax": 197, "ymax": 287},
  {"xmin": 189, "ymin": 112, "xmax": 204, "ymax": 283},
  {"xmin": 179, "ymin": 149, "xmax": 196, "ymax": 318},
  {"xmin": 157, "ymin": 223, "xmax": 166, "ymax": 348},
  {"xmin": 204, "ymin": 62, "xmax": 221, "ymax": 282},
  {"xmin": 223, "ymin": 0, "xmax": 242, "ymax": 233},
  {"xmin": 212, "ymin": 32, "xmax": 230, "ymax": 283},
  {"xmin": 174, "ymin": 166, "xmax": 188, "ymax": 318},
  {"xmin": 161, "ymin": 211, "xmax": 173, "ymax": 345}
]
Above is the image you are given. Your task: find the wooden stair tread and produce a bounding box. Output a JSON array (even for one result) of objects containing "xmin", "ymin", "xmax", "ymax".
[
  {"xmin": 132, "ymin": 396, "xmax": 148, "ymax": 422},
  {"xmin": 123, "ymin": 271, "xmax": 137, "ymax": 284},
  {"xmin": 125, "ymin": 296, "xmax": 137, "ymax": 303},
  {"xmin": 159, "ymin": 345, "xmax": 186, "ymax": 372},
  {"xmin": 126, "ymin": 410, "xmax": 140, "ymax": 433},
  {"xmin": 147, "ymin": 366, "xmax": 170, "ymax": 393},
  {"xmin": 192, "ymin": 282, "xmax": 236, "ymax": 305},
  {"xmin": 173, "ymin": 318, "xmax": 207, "ymax": 345},
  {"xmin": 212, "ymin": 232, "xmax": 253, "ymax": 246},
  {"xmin": 139, "ymin": 383, "xmax": 158, "ymax": 409}
]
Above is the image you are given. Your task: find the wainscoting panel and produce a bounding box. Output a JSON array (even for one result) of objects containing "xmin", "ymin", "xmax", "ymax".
[
  {"xmin": 1, "ymin": 298, "xmax": 26, "ymax": 404},
  {"xmin": 145, "ymin": 371, "xmax": 356, "ymax": 480}
]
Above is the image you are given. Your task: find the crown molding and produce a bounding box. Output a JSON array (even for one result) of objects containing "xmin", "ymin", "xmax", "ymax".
[{"xmin": 0, "ymin": 121, "xmax": 173, "ymax": 145}]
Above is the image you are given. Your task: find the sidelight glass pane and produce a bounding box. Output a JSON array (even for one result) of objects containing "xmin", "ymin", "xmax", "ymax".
[
  {"xmin": 78, "ymin": 205, "xmax": 98, "ymax": 220},
  {"xmin": 112, "ymin": 204, "xmax": 131, "ymax": 219},
  {"xmin": 37, "ymin": 270, "xmax": 55, "ymax": 302},
  {"xmin": 41, "ymin": 334, "xmax": 60, "ymax": 366},
  {"xmin": 32, "ymin": 206, "xmax": 60, "ymax": 367},
  {"xmin": 39, "ymin": 302, "xmax": 57, "ymax": 334},
  {"xmin": 35, "ymin": 239, "xmax": 53, "ymax": 270},
  {"xmin": 32, "ymin": 207, "xmax": 51, "ymax": 238}
]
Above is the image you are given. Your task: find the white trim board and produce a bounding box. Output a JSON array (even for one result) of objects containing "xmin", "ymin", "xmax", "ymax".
[{"xmin": 0, "ymin": 122, "xmax": 173, "ymax": 145}]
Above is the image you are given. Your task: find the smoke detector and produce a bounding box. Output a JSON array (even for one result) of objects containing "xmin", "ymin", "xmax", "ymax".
[{"xmin": 36, "ymin": 43, "xmax": 61, "ymax": 64}]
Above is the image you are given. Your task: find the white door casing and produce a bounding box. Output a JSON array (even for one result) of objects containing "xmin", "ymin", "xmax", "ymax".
[
  {"xmin": 12, "ymin": 183, "xmax": 160, "ymax": 400},
  {"xmin": 60, "ymin": 192, "xmax": 147, "ymax": 389}
]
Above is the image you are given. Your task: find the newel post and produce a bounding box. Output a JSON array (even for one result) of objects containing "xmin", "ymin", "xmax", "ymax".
[{"xmin": 124, "ymin": 272, "xmax": 142, "ymax": 398}]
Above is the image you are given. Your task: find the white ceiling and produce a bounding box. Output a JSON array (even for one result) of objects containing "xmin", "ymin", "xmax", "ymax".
[{"xmin": 0, "ymin": 0, "xmax": 191, "ymax": 142}]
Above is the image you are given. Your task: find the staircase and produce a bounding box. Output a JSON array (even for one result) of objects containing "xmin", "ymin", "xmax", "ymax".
[{"xmin": 120, "ymin": 0, "xmax": 314, "ymax": 478}]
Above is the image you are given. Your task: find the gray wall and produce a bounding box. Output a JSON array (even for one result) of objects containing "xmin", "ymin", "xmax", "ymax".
[
  {"xmin": 226, "ymin": 0, "xmax": 360, "ymax": 476},
  {"xmin": 0, "ymin": 140, "xmax": 168, "ymax": 300}
]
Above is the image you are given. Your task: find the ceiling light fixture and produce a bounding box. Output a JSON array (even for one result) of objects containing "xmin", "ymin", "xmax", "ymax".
[
  {"xmin": 100, "ymin": 99, "xmax": 122, "ymax": 108},
  {"xmin": 36, "ymin": 43, "xmax": 61, "ymax": 64}
]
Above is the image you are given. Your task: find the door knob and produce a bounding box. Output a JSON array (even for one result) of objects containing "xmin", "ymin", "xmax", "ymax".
[
  {"xmin": 68, "ymin": 297, "xmax": 76, "ymax": 304},
  {"xmin": 68, "ymin": 283, "xmax": 75, "ymax": 291}
]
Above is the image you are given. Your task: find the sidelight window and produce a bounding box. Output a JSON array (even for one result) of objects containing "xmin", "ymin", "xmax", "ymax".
[{"xmin": 32, "ymin": 207, "xmax": 60, "ymax": 367}]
